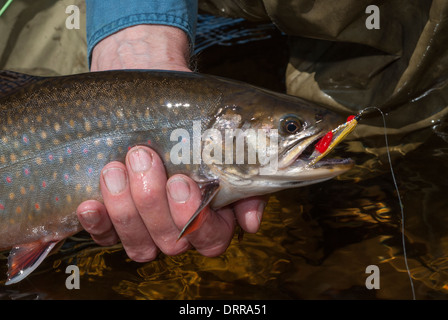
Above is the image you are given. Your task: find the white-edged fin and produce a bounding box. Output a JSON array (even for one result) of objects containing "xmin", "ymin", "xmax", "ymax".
[
  {"xmin": 6, "ymin": 240, "xmax": 59, "ymax": 285},
  {"xmin": 177, "ymin": 180, "xmax": 220, "ymax": 240}
]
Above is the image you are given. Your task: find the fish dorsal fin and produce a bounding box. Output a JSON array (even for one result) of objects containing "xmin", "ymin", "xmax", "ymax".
[
  {"xmin": 0, "ymin": 70, "xmax": 45, "ymax": 98},
  {"xmin": 6, "ymin": 240, "xmax": 59, "ymax": 285}
]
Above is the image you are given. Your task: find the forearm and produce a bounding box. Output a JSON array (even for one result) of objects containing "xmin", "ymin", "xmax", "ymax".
[{"xmin": 91, "ymin": 24, "xmax": 192, "ymax": 72}]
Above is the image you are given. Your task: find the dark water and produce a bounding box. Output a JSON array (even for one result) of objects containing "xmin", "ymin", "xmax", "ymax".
[{"xmin": 1, "ymin": 15, "xmax": 448, "ymax": 300}]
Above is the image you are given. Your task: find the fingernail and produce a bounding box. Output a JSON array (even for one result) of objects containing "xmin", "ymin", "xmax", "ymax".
[
  {"xmin": 103, "ymin": 167, "xmax": 127, "ymax": 194},
  {"xmin": 167, "ymin": 177, "xmax": 191, "ymax": 203},
  {"xmin": 79, "ymin": 210, "xmax": 100, "ymax": 226},
  {"xmin": 129, "ymin": 148, "xmax": 152, "ymax": 173}
]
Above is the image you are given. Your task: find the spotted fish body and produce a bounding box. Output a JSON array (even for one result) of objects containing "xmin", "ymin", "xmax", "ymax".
[
  {"xmin": 0, "ymin": 70, "xmax": 353, "ymax": 284},
  {"xmin": 0, "ymin": 70, "xmax": 223, "ymax": 250}
]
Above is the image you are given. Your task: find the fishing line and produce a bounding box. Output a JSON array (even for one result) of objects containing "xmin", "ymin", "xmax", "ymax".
[
  {"xmin": 0, "ymin": 0, "xmax": 14, "ymax": 18},
  {"xmin": 359, "ymin": 106, "xmax": 416, "ymax": 300}
]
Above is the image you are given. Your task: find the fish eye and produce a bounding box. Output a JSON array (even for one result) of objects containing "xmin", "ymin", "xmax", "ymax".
[{"xmin": 280, "ymin": 116, "xmax": 303, "ymax": 134}]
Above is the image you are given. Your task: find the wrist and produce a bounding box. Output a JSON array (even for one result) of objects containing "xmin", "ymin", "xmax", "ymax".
[{"xmin": 91, "ymin": 25, "xmax": 192, "ymax": 72}]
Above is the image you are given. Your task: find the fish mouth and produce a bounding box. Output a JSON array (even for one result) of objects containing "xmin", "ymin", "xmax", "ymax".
[
  {"xmin": 288, "ymin": 135, "xmax": 354, "ymax": 170},
  {"xmin": 279, "ymin": 115, "xmax": 359, "ymax": 171}
]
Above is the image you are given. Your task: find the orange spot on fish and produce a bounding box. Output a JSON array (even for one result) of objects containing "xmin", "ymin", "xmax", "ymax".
[{"xmin": 34, "ymin": 203, "xmax": 40, "ymax": 210}]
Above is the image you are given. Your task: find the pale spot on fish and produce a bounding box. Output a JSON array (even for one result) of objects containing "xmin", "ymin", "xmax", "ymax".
[
  {"xmin": 2, "ymin": 136, "xmax": 8, "ymax": 143},
  {"xmin": 85, "ymin": 121, "xmax": 91, "ymax": 131},
  {"xmin": 69, "ymin": 119, "xmax": 75, "ymax": 128},
  {"xmin": 97, "ymin": 153, "xmax": 104, "ymax": 160},
  {"xmin": 54, "ymin": 123, "xmax": 61, "ymax": 132},
  {"xmin": 36, "ymin": 115, "xmax": 42, "ymax": 123},
  {"xmin": 40, "ymin": 131, "xmax": 47, "ymax": 139},
  {"xmin": 20, "ymin": 187, "xmax": 26, "ymax": 195},
  {"xmin": 9, "ymin": 193, "xmax": 15, "ymax": 200},
  {"xmin": 35, "ymin": 157, "xmax": 42, "ymax": 165},
  {"xmin": 75, "ymin": 164, "xmax": 80, "ymax": 171},
  {"xmin": 86, "ymin": 185, "xmax": 92, "ymax": 193},
  {"xmin": 66, "ymin": 195, "xmax": 72, "ymax": 204},
  {"xmin": 10, "ymin": 153, "xmax": 17, "ymax": 162}
]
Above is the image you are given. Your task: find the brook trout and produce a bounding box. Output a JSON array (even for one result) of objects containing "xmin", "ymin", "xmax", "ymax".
[{"xmin": 0, "ymin": 70, "xmax": 355, "ymax": 284}]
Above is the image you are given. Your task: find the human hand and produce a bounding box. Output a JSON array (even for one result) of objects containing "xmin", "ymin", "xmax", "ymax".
[
  {"xmin": 77, "ymin": 25, "xmax": 267, "ymax": 262},
  {"xmin": 77, "ymin": 146, "xmax": 266, "ymax": 261}
]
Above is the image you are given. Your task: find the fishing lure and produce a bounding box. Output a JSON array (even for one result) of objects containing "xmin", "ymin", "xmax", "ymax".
[{"xmin": 309, "ymin": 114, "xmax": 361, "ymax": 166}]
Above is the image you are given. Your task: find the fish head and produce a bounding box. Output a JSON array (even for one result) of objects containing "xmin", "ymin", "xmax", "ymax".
[{"xmin": 207, "ymin": 88, "xmax": 355, "ymax": 207}]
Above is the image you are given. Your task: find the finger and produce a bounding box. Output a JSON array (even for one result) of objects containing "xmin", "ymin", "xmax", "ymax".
[
  {"xmin": 76, "ymin": 200, "xmax": 118, "ymax": 246},
  {"xmin": 167, "ymin": 175, "xmax": 236, "ymax": 257},
  {"xmin": 125, "ymin": 146, "xmax": 191, "ymax": 256},
  {"xmin": 233, "ymin": 196, "xmax": 267, "ymax": 233},
  {"xmin": 100, "ymin": 161, "xmax": 158, "ymax": 262}
]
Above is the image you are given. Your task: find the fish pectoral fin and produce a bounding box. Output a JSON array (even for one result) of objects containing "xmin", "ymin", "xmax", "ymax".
[
  {"xmin": 177, "ymin": 180, "xmax": 220, "ymax": 240},
  {"xmin": 6, "ymin": 239, "xmax": 60, "ymax": 285}
]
